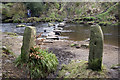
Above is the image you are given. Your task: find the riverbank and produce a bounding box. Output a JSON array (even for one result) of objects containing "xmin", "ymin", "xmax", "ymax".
[
  {"xmin": 2, "ymin": 16, "xmax": 119, "ymax": 26},
  {"xmin": 1, "ymin": 32, "xmax": 119, "ymax": 78},
  {"xmin": 2, "ymin": 2, "xmax": 119, "ymax": 27}
]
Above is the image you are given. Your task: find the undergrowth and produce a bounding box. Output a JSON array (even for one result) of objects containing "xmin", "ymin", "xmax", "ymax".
[
  {"xmin": 15, "ymin": 45, "xmax": 58, "ymax": 78},
  {"xmin": 58, "ymin": 60, "xmax": 108, "ymax": 78}
]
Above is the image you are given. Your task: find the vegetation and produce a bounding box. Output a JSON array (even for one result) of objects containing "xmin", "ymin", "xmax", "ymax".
[
  {"xmin": 24, "ymin": 2, "xmax": 47, "ymax": 16},
  {"xmin": 1, "ymin": 2, "xmax": 119, "ymax": 25},
  {"xmin": 15, "ymin": 45, "xmax": 58, "ymax": 78},
  {"xmin": 96, "ymin": 2, "xmax": 119, "ymax": 21},
  {"xmin": 2, "ymin": 3, "xmax": 26, "ymax": 21},
  {"xmin": 58, "ymin": 60, "xmax": 108, "ymax": 78}
]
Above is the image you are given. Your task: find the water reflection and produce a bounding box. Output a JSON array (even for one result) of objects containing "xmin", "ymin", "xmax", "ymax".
[{"xmin": 62, "ymin": 23, "xmax": 119, "ymax": 47}]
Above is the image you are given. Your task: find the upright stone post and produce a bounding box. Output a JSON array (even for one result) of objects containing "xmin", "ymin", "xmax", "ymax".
[
  {"xmin": 21, "ymin": 26, "xmax": 36, "ymax": 62},
  {"xmin": 88, "ymin": 24, "xmax": 104, "ymax": 70}
]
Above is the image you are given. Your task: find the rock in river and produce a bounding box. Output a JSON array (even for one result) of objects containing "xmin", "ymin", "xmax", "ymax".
[
  {"xmin": 58, "ymin": 21, "xmax": 66, "ymax": 27},
  {"xmin": 16, "ymin": 24, "xmax": 26, "ymax": 28},
  {"xmin": 48, "ymin": 23, "xmax": 55, "ymax": 27}
]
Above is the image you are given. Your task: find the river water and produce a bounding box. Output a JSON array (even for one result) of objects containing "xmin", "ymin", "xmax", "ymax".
[
  {"xmin": 62, "ymin": 23, "xmax": 119, "ymax": 47},
  {"xmin": 1, "ymin": 23, "xmax": 119, "ymax": 47}
]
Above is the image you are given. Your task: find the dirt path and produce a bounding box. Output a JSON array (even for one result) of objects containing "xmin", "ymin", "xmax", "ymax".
[
  {"xmin": 2, "ymin": 33, "xmax": 119, "ymax": 78},
  {"xmin": 42, "ymin": 40, "xmax": 118, "ymax": 68},
  {"xmin": 43, "ymin": 40, "xmax": 119, "ymax": 78}
]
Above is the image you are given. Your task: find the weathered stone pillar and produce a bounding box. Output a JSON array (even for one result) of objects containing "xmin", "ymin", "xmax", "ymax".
[
  {"xmin": 21, "ymin": 26, "xmax": 36, "ymax": 62},
  {"xmin": 88, "ymin": 24, "xmax": 104, "ymax": 70}
]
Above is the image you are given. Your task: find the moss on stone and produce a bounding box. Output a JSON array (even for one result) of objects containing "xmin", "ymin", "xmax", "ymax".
[
  {"xmin": 4, "ymin": 19, "xmax": 13, "ymax": 23},
  {"xmin": 16, "ymin": 24, "xmax": 26, "ymax": 28},
  {"xmin": 88, "ymin": 58, "xmax": 102, "ymax": 71},
  {"xmin": 98, "ymin": 22, "xmax": 108, "ymax": 26},
  {"xmin": 87, "ymin": 21, "xmax": 95, "ymax": 25}
]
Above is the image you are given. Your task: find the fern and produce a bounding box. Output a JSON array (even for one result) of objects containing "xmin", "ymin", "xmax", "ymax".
[{"xmin": 15, "ymin": 45, "xmax": 58, "ymax": 78}]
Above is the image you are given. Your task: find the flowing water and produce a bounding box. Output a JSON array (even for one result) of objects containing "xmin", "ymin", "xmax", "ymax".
[{"xmin": 1, "ymin": 23, "xmax": 119, "ymax": 47}]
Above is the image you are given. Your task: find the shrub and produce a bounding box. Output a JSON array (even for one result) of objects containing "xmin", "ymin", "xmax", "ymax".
[
  {"xmin": 15, "ymin": 45, "xmax": 58, "ymax": 78},
  {"xmin": 55, "ymin": 3, "xmax": 60, "ymax": 9}
]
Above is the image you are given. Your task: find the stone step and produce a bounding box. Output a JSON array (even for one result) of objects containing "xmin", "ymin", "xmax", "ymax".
[{"xmin": 46, "ymin": 36, "xmax": 59, "ymax": 40}]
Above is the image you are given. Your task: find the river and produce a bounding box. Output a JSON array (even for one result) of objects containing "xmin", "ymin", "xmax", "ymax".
[{"xmin": 1, "ymin": 23, "xmax": 119, "ymax": 47}]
